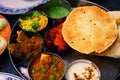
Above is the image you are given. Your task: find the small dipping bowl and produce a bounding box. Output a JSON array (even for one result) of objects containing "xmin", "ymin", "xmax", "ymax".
[
  {"xmin": 43, "ymin": 0, "xmax": 71, "ymax": 19},
  {"xmin": 8, "ymin": 30, "xmax": 44, "ymax": 67},
  {"xmin": 18, "ymin": 10, "xmax": 48, "ymax": 32},
  {"xmin": 28, "ymin": 52, "xmax": 66, "ymax": 80},
  {"xmin": 65, "ymin": 59, "xmax": 101, "ymax": 80}
]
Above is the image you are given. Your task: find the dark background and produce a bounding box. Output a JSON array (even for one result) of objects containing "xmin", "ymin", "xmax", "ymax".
[{"xmin": 0, "ymin": 0, "xmax": 120, "ymax": 80}]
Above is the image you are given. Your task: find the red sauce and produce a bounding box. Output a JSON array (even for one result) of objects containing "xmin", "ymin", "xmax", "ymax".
[{"xmin": 44, "ymin": 23, "xmax": 68, "ymax": 53}]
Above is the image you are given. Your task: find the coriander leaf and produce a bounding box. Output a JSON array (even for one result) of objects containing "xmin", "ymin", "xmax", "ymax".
[
  {"xmin": 32, "ymin": 22, "xmax": 39, "ymax": 29},
  {"xmin": 33, "ymin": 11, "xmax": 40, "ymax": 17}
]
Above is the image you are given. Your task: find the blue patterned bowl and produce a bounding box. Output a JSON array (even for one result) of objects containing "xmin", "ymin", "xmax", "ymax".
[
  {"xmin": 0, "ymin": 72, "xmax": 24, "ymax": 80},
  {"xmin": 0, "ymin": 0, "xmax": 49, "ymax": 15}
]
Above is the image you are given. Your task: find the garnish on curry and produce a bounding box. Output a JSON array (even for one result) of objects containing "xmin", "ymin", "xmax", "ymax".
[
  {"xmin": 29, "ymin": 53, "xmax": 65, "ymax": 80},
  {"xmin": 19, "ymin": 10, "xmax": 48, "ymax": 32}
]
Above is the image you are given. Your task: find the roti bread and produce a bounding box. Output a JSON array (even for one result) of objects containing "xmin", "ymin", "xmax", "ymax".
[
  {"xmin": 62, "ymin": 6, "xmax": 118, "ymax": 54},
  {"xmin": 101, "ymin": 11, "xmax": 120, "ymax": 58},
  {"xmin": 101, "ymin": 25, "xmax": 120, "ymax": 58},
  {"xmin": 108, "ymin": 11, "xmax": 120, "ymax": 24}
]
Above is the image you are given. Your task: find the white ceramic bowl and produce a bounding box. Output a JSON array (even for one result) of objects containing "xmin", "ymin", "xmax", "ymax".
[{"xmin": 65, "ymin": 59, "xmax": 101, "ymax": 80}]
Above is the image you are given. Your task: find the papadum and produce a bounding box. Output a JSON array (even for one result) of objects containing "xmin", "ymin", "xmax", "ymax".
[{"xmin": 62, "ymin": 6, "xmax": 118, "ymax": 54}]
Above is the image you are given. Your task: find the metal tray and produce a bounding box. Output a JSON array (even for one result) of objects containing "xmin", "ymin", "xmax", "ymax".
[{"xmin": 9, "ymin": 0, "xmax": 120, "ymax": 80}]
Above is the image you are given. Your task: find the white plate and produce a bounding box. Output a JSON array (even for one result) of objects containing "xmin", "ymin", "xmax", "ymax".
[
  {"xmin": 0, "ymin": 0, "xmax": 48, "ymax": 15},
  {"xmin": 0, "ymin": 72, "xmax": 23, "ymax": 80}
]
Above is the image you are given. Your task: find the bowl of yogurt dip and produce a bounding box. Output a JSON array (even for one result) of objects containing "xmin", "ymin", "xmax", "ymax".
[{"xmin": 65, "ymin": 59, "xmax": 100, "ymax": 80}]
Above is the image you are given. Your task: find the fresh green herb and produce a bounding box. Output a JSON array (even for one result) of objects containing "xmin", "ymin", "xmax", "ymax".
[
  {"xmin": 49, "ymin": 74, "xmax": 55, "ymax": 80},
  {"xmin": 38, "ymin": 18, "xmax": 41, "ymax": 21},
  {"xmin": 22, "ymin": 14, "xmax": 32, "ymax": 20},
  {"xmin": 29, "ymin": 53, "xmax": 34, "ymax": 59},
  {"xmin": 32, "ymin": 22, "xmax": 39, "ymax": 29},
  {"xmin": 22, "ymin": 16, "xmax": 29, "ymax": 20},
  {"xmin": 33, "ymin": 11, "xmax": 40, "ymax": 17},
  {"xmin": 41, "ymin": 67, "xmax": 47, "ymax": 73},
  {"xmin": 31, "ymin": 69, "xmax": 35, "ymax": 74}
]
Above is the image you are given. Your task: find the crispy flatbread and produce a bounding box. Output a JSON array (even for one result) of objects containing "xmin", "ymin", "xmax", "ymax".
[
  {"xmin": 101, "ymin": 11, "xmax": 120, "ymax": 58},
  {"xmin": 101, "ymin": 25, "xmax": 120, "ymax": 58},
  {"xmin": 108, "ymin": 11, "xmax": 120, "ymax": 24},
  {"xmin": 62, "ymin": 6, "xmax": 118, "ymax": 54}
]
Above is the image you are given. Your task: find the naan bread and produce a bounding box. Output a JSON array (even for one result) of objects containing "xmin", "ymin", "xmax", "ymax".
[
  {"xmin": 101, "ymin": 11, "xmax": 120, "ymax": 58},
  {"xmin": 108, "ymin": 11, "xmax": 120, "ymax": 24},
  {"xmin": 101, "ymin": 25, "xmax": 120, "ymax": 58},
  {"xmin": 62, "ymin": 6, "xmax": 118, "ymax": 54}
]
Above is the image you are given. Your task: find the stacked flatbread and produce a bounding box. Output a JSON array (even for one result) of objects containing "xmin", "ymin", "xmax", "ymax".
[
  {"xmin": 101, "ymin": 11, "xmax": 120, "ymax": 58},
  {"xmin": 62, "ymin": 6, "xmax": 119, "ymax": 58}
]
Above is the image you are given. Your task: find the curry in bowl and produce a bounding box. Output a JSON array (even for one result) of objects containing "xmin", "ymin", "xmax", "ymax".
[
  {"xmin": 28, "ymin": 52, "xmax": 66, "ymax": 80},
  {"xmin": 7, "ymin": 30, "xmax": 43, "ymax": 59}
]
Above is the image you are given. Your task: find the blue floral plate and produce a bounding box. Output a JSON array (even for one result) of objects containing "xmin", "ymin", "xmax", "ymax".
[
  {"xmin": 0, "ymin": 0, "xmax": 48, "ymax": 15},
  {"xmin": 0, "ymin": 72, "xmax": 24, "ymax": 80}
]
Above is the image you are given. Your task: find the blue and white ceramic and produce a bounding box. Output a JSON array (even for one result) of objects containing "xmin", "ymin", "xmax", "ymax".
[
  {"xmin": 0, "ymin": 72, "xmax": 24, "ymax": 80},
  {"xmin": 0, "ymin": 0, "xmax": 49, "ymax": 15}
]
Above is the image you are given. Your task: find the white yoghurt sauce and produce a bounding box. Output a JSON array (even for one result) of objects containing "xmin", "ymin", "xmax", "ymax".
[{"xmin": 66, "ymin": 60, "xmax": 100, "ymax": 80}]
